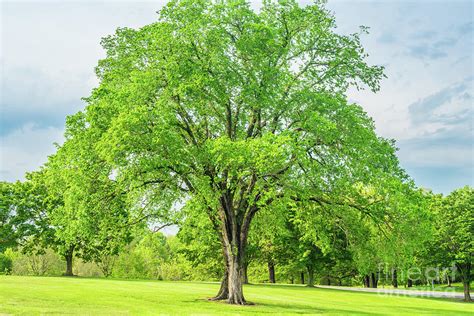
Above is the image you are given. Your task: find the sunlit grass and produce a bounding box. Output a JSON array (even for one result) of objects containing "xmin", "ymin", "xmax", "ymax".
[{"xmin": 0, "ymin": 276, "xmax": 472, "ymax": 315}]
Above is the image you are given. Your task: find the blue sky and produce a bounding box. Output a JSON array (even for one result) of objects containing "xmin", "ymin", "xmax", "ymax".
[{"xmin": 1, "ymin": 0, "xmax": 473, "ymax": 194}]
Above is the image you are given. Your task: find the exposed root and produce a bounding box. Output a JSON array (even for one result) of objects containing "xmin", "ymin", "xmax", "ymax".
[
  {"xmin": 227, "ymin": 295, "xmax": 248, "ymax": 305},
  {"xmin": 208, "ymin": 294, "xmax": 228, "ymax": 301}
]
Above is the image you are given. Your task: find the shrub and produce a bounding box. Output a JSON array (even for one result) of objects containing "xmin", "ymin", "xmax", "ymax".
[{"xmin": 0, "ymin": 253, "xmax": 13, "ymax": 274}]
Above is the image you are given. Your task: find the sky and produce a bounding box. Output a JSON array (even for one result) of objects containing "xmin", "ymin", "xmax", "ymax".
[{"xmin": 1, "ymin": 0, "xmax": 473, "ymax": 195}]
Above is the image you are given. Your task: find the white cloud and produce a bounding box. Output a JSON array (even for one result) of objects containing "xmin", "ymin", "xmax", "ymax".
[
  {"xmin": 1, "ymin": 1, "xmax": 167, "ymax": 181},
  {"xmin": 0, "ymin": 124, "xmax": 64, "ymax": 181}
]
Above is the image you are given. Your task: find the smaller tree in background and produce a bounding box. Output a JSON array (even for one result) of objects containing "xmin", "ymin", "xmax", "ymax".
[
  {"xmin": 0, "ymin": 182, "xmax": 17, "ymax": 253},
  {"xmin": 177, "ymin": 205, "xmax": 224, "ymax": 282},
  {"xmin": 40, "ymin": 111, "xmax": 137, "ymax": 276},
  {"xmin": 0, "ymin": 173, "xmax": 60, "ymax": 261},
  {"xmin": 0, "ymin": 252, "xmax": 12, "ymax": 274},
  {"xmin": 249, "ymin": 206, "xmax": 292, "ymax": 284},
  {"xmin": 433, "ymin": 186, "xmax": 473, "ymax": 302}
]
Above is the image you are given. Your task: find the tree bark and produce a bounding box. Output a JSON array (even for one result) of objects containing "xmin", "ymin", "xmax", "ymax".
[
  {"xmin": 63, "ymin": 245, "xmax": 74, "ymax": 276},
  {"xmin": 210, "ymin": 222, "xmax": 231, "ymax": 301},
  {"xmin": 212, "ymin": 180, "xmax": 259, "ymax": 304},
  {"xmin": 458, "ymin": 262, "xmax": 472, "ymax": 302},
  {"xmin": 301, "ymin": 272, "xmax": 305, "ymax": 285},
  {"xmin": 392, "ymin": 269, "xmax": 398, "ymax": 288},
  {"xmin": 370, "ymin": 272, "xmax": 378, "ymax": 288},
  {"xmin": 210, "ymin": 268, "xmax": 229, "ymax": 301},
  {"xmin": 463, "ymin": 279, "xmax": 472, "ymax": 302},
  {"xmin": 307, "ymin": 265, "xmax": 315, "ymax": 287},
  {"xmin": 242, "ymin": 262, "xmax": 249, "ymax": 284},
  {"xmin": 219, "ymin": 202, "xmax": 250, "ymax": 305},
  {"xmin": 268, "ymin": 261, "xmax": 276, "ymax": 283},
  {"xmin": 447, "ymin": 275, "xmax": 452, "ymax": 287},
  {"xmin": 227, "ymin": 252, "xmax": 245, "ymax": 304}
]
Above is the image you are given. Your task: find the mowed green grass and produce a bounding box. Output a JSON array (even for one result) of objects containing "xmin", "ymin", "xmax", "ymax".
[{"xmin": 0, "ymin": 276, "xmax": 472, "ymax": 315}]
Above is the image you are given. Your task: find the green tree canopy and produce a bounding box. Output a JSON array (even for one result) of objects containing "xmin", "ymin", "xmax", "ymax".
[
  {"xmin": 433, "ymin": 186, "xmax": 473, "ymax": 301},
  {"xmin": 42, "ymin": 123, "xmax": 134, "ymax": 276}
]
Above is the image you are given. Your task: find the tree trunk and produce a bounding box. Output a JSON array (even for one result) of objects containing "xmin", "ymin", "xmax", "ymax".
[
  {"xmin": 210, "ymin": 268, "xmax": 229, "ymax": 300},
  {"xmin": 370, "ymin": 272, "xmax": 378, "ymax": 288},
  {"xmin": 268, "ymin": 261, "xmax": 276, "ymax": 283},
  {"xmin": 227, "ymin": 253, "xmax": 245, "ymax": 304},
  {"xmin": 392, "ymin": 269, "xmax": 398, "ymax": 288},
  {"xmin": 65, "ymin": 254, "xmax": 73, "ymax": 276},
  {"xmin": 407, "ymin": 279, "xmax": 413, "ymax": 287},
  {"xmin": 463, "ymin": 280, "xmax": 472, "ymax": 302},
  {"xmin": 242, "ymin": 262, "xmax": 249, "ymax": 284},
  {"xmin": 364, "ymin": 275, "xmax": 370, "ymax": 288},
  {"xmin": 63, "ymin": 245, "xmax": 74, "ymax": 276},
  {"xmin": 220, "ymin": 207, "xmax": 248, "ymax": 305},
  {"xmin": 301, "ymin": 272, "xmax": 305, "ymax": 285},
  {"xmin": 213, "ymin": 192, "xmax": 257, "ymax": 305},
  {"xmin": 210, "ymin": 226, "xmax": 231, "ymax": 301},
  {"xmin": 458, "ymin": 262, "xmax": 472, "ymax": 302},
  {"xmin": 307, "ymin": 266, "xmax": 315, "ymax": 287},
  {"xmin": 447, "ymin": 275, "xmax": 452, "ymax": 287}
]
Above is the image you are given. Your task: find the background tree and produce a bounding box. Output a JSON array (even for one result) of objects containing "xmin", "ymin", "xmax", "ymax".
[
  {"xmin": 1, "ymin": 173, "xmax": 60, "ymax": 262},
  {"xmin": 177, "ymin": 203, "xmax": 224, "ymax": 282},
  {"xmin": 1, "ymin": 175, "xmax": 57, "ymax": 254},
  {"xmin": 0, "ymin": 181, "xmax": 27, "ymax": 254},
  {"xmin": 249, "ymin": 205, "xmax": 292, "ymax": 284},
  {"xmin": 0, "ymin": 252, "xmax": 12, "ymax": 274},
  {"xmin": 40, "ymin": 112, "xmax": 135, "ymax": 276},
  {"xmin": 0, "ymin": 182, "xmax": 16, "ymax": 252},
  {"xmin": 433, "ymin": 186, "xmax": 473, "ymax": 301},
  {"xmin": 290, "ymin": 206, "xmax": 354, "ymax": 287}
]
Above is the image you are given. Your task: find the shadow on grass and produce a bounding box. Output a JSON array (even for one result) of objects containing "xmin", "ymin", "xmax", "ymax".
[
  {"xmin": 202, "ymin": 297, "xmax": 389, "ymax": 315},
  {"xmin": 383, "ymin": 306, "xmax": 474, "ymax": 315},
  {"xmin": 245, "ymin": 283, "xmax": 467, "ymax": 303},
  {"xmin": 235, "ymin": 283, "xmax": 473, "ymax": 315},
  {"xmin": 203, "ymin": 295, "xmax": 474, "ymax": 315}
]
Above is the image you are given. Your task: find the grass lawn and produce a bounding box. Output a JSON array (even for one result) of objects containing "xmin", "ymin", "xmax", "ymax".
[{"xmin": 0, "ymin": 276, "xmax": 472, "ymax": 315}]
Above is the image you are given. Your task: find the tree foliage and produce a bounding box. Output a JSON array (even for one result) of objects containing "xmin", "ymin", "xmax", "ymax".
[{"xmin": 433, "ymin": 186, "xmax": 473, "ymax": 301}]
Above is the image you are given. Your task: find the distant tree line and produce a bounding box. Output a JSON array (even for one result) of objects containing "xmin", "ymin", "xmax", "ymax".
[{"xmin": 1, "ymin": 179, "xmax": 472, "ymax": 301}]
